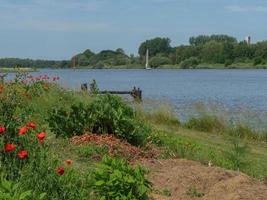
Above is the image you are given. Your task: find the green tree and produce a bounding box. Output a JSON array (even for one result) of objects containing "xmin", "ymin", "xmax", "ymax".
[{"xmin": 138, "ymin": 37, "xmax": 171, "ymax": 58}]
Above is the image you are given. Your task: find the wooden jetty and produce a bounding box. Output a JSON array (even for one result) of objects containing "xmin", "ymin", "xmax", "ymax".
[{"xmin": 81, "ymin": 83, "xmax": 142, "ymax": 101}]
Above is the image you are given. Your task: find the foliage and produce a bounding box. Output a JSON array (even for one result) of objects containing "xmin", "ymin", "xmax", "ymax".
[
  {"xmin": 92, "ymin": 156, "xmax": 151, "ymax": 200},
  {"xmin": 0, "ymin": 58, "xmax": 69, "ymax": 68},
  {"xmin": 0, "ymin": 176, "xmax": 46, "ymax": 200},
  {"xmin": 48, "ymin": 94, "xmax": 151, "ymax": 146},
  {"xmin": 138, "ymin": 37, "xmax": 171, "ymax": 57},
  {"xmin": 180, "ymin": 57, "xmax": 199, "ymax": 69},
  {"xmin": 224, "ymin": 139, "xmax": 249, "ymax": 171},
  {"xmin": 184, "ymin": 115, "xmax": 225, "ymax": 132},
  {"xmin": 74, "ymin": 49, "xmax": 131, "ymax": 67},
  {"xmin": 189, "ymin": 34, "xmax": 237, "ymax": 46},
  {"xmin": 149, "ymin": 56, "xmax": 171, "ymax": 68}
]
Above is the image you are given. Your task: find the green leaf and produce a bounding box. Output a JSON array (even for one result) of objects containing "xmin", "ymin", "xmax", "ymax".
[{"xmin": 19, "ymin": 190, "xmax": 32, "ymax": 200}]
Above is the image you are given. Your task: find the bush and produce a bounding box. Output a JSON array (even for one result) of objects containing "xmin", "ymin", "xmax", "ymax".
[
  {"xmin": 184, "ymin": 115, "xmax": 225, "ymax": 132},
  {"xmin": 149, "ymin": 56, "xmax": 171, "ymax": 68},
  {"xmin": 48, "ymin": 94, "xmax": 151, "ymax": 146},
  {"xmin": 254, "ymin": 57, "xmax": 263, "ymax": 66},
  {"xmin": 92, "ymin": 156, "xmax": 151, "ymax": 200},
  {"xmin": 180, "ymin": 57, "xmax": 199, "ymax": 69}
]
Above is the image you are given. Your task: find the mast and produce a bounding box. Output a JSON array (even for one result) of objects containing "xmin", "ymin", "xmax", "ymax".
[{"xmin": 145, "ymin": 49, "xmax": 149, "ymax": 69}]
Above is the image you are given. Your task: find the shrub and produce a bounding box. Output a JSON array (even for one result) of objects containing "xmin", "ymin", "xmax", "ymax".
[
  {"xmin": 180, "ymin": 57, "xmax": 199, "ymax": 69},
  {"xmin": 92, "ymin": 156, "xmax": 151, "ymax": 200},
  {"xmin": 149, "ymin": 56, "xmax": 171, "ymax": 68},
  {"xmin": 254, "ymin": 57, "xmax": 263, "ymax": 66},
  {"xmin": 48, "ymin": 94, "xmax": 151, "ymax": 146},
  {"xmin": 184, "ymin": 115, "xmax": 225, "ymax": 132},
  {"xmin": 87, "ymin": 94, "xmax": 150, "ymax": 146}
]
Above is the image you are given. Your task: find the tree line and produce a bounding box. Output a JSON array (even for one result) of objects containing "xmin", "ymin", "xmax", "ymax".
[{"xmin": 1, "ymin": 34, "xmax": 267, "ymax": 69}]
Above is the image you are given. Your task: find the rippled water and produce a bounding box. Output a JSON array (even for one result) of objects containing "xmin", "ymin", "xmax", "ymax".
[{"xmin": 6, "ymin": 68, "xmax": 267, "ymax": 125}]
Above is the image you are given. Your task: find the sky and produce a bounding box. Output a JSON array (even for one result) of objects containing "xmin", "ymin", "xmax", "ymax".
[{"xmin": 0, "ymin": 0, "xmax": 266, "ymax": 60}]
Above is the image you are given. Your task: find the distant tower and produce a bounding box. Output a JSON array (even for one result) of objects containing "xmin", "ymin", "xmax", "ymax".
[{"xmin": 245, "ymin": 36, "xmax": 251, "ymax": 45}]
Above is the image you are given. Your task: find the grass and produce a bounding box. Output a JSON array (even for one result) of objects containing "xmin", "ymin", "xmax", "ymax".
[
  {"xmin": 0, "ymin": 67, "xmax": 37, "ymax": 73},
  {"xmin": 20, "ymin": 82, "xmax": 267, "ymax": 179},
  {"xmin": 1, "ymin": 75, "xmax": 267, "ymax": 199}
]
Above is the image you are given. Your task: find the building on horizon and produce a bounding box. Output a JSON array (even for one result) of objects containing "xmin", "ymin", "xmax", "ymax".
[{"xmin": 245, "ymin": 36, "xmax": 251, "ymax": 45}]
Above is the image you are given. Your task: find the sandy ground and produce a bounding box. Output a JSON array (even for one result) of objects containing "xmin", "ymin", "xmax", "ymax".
[{"xmin": 143, "ymin": 159, "xmax": 267, "ymax": 200}]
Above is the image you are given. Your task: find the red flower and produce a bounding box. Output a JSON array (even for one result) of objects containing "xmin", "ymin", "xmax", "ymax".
[
  {"xmin": 36, "ymin": 132, "xmax": 46, "ymax": 140},
  {"xmin": 65, "ymin": 159, "xmax": 73, "ymax": 165},
  {"xmin": 27, "ymin": 121, "xmax": 36, "ymax": 129},
  {"xmin": 5, "ymin": 144, "xmax": 16, "ymax": 152},
  {"xmin": 19, "ymin": 127, "xmax": 28, "ymax": 136},
  {"xmin": 18, "ymin": 150, "xmax": 28, "ymax": 159},
  {"xmin": 0, "ymin": 84, "xmax": 3, "ymax": 93},
  {"xmin": 56, "ymin": 167, "xmax": 65, "ymax": 175},
  {"xmin": 0, "ymin": 126, "xmax": 6, "ymax": 134}
]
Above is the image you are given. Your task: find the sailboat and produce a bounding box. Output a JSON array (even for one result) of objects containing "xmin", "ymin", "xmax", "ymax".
[{"xmin": 145, "ymin": 49, "xmax": 151, "ymax": 70}]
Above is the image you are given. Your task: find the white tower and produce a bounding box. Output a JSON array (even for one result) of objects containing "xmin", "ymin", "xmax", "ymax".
[{"xmin": 245, "ymin": 36, "xmax": 251, "ymax": 45}]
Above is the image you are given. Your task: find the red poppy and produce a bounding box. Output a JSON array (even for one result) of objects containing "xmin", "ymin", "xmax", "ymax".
[
  {"xmin": 65, "ymin": 159, "xmax": 73, "ymax": 165},
  {"xmin": 18, "ymin": 150, "xmax": 28, "ymax": 159},
  {"xmin": 27, "ymin": 121, "xmax": 36, "ymax": 129},
  {"xmin": 0, "ymin": 126, "xmax": 6, "ymax": 134},
  {"xmin": 36, "ymin": 132, "xmax": 46, "ymax": 140},
  {"xmin": 56, "ymin": 167, "xmax": 65, "ymax": 175},
  {"xmin": 5, "ymin": 144, "xmax": 16, "ymax": 152},
  {"xmin": 0, "ymin": 84, "xmax": 3, "ymax": 93},
  {"xmin": 19, "ymin": 127, "xmax": 28, "ymax": 136}
]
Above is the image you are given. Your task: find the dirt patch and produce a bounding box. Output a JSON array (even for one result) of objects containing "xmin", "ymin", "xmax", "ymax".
[
  {"xmin": 70, "ymin": 133, "xmax": 161, "ymax": 161},
  {"xmin": 143, "ymin": 159, "xmax": 267, "ymax": 200}
]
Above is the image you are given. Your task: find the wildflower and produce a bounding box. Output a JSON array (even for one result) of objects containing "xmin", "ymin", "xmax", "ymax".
[
  {"xmin": 56, "ymin": 167, "xmax": 65, "ymax": 175},
  {"xmin": 0, "ymin": 84, "xmax": 3, "ymax": 93},
  {"xmin": 0, "ymin": 126, "xmax": 6, "ymax": 134},
  {"xmin": 19, "ymin": 127, "xmax": 28, "ymax": 136},
  {"xmin": 18, "ymin": 150, "xmax": 28, "ymax": 159},
  {"xmin": 65, "ymin": 159, "xmax": 73, "ymax": 165},
  {"xmin": 36, "ymin": 132, "xmax": 46, "ymax": 140},
  {"xmin": 27, "ymin": 121, "xmax": 36, "ymax": 129},
  {"xmin": 5, "ymin": 144, "xmax": 16, "ymax": 152}
]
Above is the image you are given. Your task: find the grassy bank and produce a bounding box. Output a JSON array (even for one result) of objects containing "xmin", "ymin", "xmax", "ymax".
[
  {"xmin": 0, "ymin": 67, "xmax": 37, "ymax": 73},
  {"xmin": 1, "ymin": 74, "xmax": 267, "ymax": 199}
]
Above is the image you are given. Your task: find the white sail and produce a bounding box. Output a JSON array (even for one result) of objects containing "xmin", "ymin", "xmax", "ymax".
[{"xmin": 145, "ymin": 49, "xmax": 151, "ymax": 70}]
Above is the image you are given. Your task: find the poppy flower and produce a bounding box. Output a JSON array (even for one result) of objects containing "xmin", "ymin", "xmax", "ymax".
[
  {"xmin": 19, "ymin": 127, "xmax": 28, "ymax": 136},
  {"xmin": 18, "ymin": 150, "xmax": 28, "ymax": 159},
  {"xmin": 5, "ymin": 144, "xmax": 16, "ymax": 152},
  {"xmin": 56, "ymin": 167, "xmax": 65, "ymax": 175},
  {"xmin": 27, "ymin": 121, "xmax": 36, "ymax": 129},
  {"xmin": 0, "ymin": 84, "xmax": 3, "ymax": 93},
  {"xmin": 36, "ymin": 132, "xmax": 46, "ymax": 140},
  {"xmin": 65, "ymin": 159, "xmax": 73, "ymax": 165},
  {"xmin": 0, "ymin": 126, "xmax": 6, "ymax": 134}
]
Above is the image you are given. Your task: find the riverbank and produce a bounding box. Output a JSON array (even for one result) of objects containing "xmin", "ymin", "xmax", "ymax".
[
  {"xmin": 71, "ymin": 62, "xmax": 267, "ymax": 69},
  {"xmin": 0, "ymin": 67, "xmax": 37, "ymax": 73},
  {"xmin": 1, "ymin": 76, "xmax": 266, "ymax": 199}
]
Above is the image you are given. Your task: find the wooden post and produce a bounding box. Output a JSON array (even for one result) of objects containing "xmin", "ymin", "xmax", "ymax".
[{"xmin": 131, "ymin": 87, "xmax": 142, "ymax": 101}]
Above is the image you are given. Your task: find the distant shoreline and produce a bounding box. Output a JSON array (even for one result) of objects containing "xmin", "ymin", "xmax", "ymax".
[{"xmin": 0, "ymin": 67, "xmax": 37, "ymax": 73}]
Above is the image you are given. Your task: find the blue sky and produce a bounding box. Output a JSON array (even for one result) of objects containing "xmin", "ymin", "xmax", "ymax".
[{"xmin": 0, "ymin": 0, "xmax": 266, "ymax": 60}]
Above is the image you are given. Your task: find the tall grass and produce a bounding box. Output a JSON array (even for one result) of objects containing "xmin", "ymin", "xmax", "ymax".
[{"xmin": 137, "ymin": 104, "xmax": 180, "ymax": 127}]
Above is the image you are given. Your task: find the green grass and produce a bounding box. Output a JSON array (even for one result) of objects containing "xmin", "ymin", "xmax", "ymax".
[{"xmin": 0, "ymin": 67, "xmax": 37, "ymax": 73}]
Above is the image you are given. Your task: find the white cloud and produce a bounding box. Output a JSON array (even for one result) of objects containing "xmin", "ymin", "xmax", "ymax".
[{"xmin": 225, "ymin": 5, "xmax": 267, "ymax": 13}]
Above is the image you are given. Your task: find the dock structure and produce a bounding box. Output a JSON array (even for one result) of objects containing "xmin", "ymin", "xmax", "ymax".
[{"xmin": 81, "ymin": 83, "xmax": 142, "ymax": 101}]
